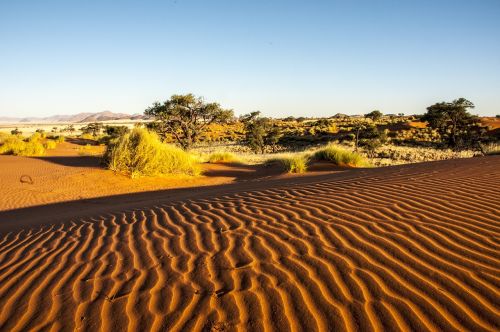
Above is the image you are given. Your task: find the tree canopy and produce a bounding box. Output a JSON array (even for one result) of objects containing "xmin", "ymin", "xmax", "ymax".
[
  {"xmin": 422, "ymin": 98, "xmax": 480, "ymax": 147},
  {"xmin": 81, "ymin": 122, "xmax": 103, "ymax": 137},
  {"xmin": 365, "ymin": 110, "xmax": 383, "ymax": 121},
  {"xmin": 241, "ymin": 111, "xmax": 280, "ymax": 153},
  {"xmin": 145, "ymin": 94, "xmax": 234, "ymax": 149}
]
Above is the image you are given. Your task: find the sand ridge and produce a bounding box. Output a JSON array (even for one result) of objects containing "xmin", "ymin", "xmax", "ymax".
[{"xmin": 0, "ymin": 156, "xmax": 499, "ymax": 331}]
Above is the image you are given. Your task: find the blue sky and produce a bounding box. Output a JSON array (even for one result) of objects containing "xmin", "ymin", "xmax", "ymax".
[{"xmin": 1, "ymin": 0, "xmax": 499, "ymax": 117}]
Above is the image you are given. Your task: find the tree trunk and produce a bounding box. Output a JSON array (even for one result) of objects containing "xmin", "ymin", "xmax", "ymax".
[{"xmin": 355, "ymin": 128, "xmax": 360, "ymax": 152}]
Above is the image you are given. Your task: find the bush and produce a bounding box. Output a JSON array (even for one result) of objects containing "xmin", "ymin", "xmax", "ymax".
[
  {"xmin": 0, "ymin": 135, "xmax": 45, "ymax": 156},
  {"xmin": 35, "ymin": 129, "xmax": 47, "ymax": 138},
  {"xmin": 44, "ymin": 140, "xmax": 57, "ymax": 149},
  {"xmin": 80, "ymin": 133, "xmax": 95, "ymax": 140},
  {"xmin": 21, "ymin": 141, "xmax": 45, "ymax": 156},
  {"xmin": 314, "ymin": 144, "xmax": 368, "ymax": 167},
  {"xmin": 56, "ymin": 135, "xmax": 65, "ymax": 143},
  {"xmin": 0, "ymin": 136, "xmax": 24, "ymax": 154},
  {"xmin": 105, "ymin": 128, "xmax": 201, "ymax": 178},
  {"xmin": 28, "ymin": 132, "xmax": 43, "ymax": 142},
  {"xmin": 208, "ymin": 152, "xmax": 239, "ymax": 163},
  {"xmin": 105, "ymin": 125, "xmax": 129, "ymax": 137},
  {"xmin": 269, "ymin": 154, "xmax": 309, "ymax": 173},
  {"xmin": 479, "ymin": 143, "xmax": 500, "ymax": 156}
]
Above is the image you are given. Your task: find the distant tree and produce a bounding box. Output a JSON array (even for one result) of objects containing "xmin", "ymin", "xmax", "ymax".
[
  {"xmin": 105, "ymin": 125, "xmax": 129, "ymax": 137},
  {"xmin": 81, "ymin": 122, "xmax": 103, "ymax": 137},
  {"xmin": 241, "ymin": 111, "xmax": 281, "ymax": 153},
  {"xmin": 313, "ymin": 119, "xmax": 330, "ymax": 127},
  {"xmin": 11, "ymin": 128, "xmax": 22, "ymax": 135},
  {"xmin": 365, "ymin": 110, "xmax": 383, "ymax": 121},
  {"xmin": 358, "ymin": 125, "xmax": 388, "ymax": 157},
  {"xmin": 145, "ymin": 94, "xmax": 234, "ymax": 149},
  {"xmin": 62, "ymin": 124, "xmax": 75, "ymax": 134},
  {"xmin": 422, "ymin": 98, "xmax": 480, "ymax": 148},
  {"xmin": 351, "ymin": 121, "xmax": 387, "ymax": 152},
  {"xmin": 266, "ymin": 126, "xmax": 282, "ymax": 152},
  {"xmin": 51, "ymin": 127, "xmax": 58, "ymax": 133}
]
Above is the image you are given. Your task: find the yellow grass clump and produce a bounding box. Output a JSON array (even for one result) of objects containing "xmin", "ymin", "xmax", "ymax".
[
  {"xmin": 44, "ymin": 140, "xmax": 57, "ymax": 149},
  {"xmin": 105, "ymin": 128, "xmax": 201, "ymax": 178},
  {"xmin": 208, "ymin": 151, "xmax": 239, "ymax": 163},
  {"xmin": 0, "ymin": 135, "xmax": 45, "ymax": 156},
  {"xmin": 314, "ymin": 144, "xmax": 369, "ymax": 167},
  {"xmin": 269, "ymin": 154, "xmax": 309, "ymax": 173}
]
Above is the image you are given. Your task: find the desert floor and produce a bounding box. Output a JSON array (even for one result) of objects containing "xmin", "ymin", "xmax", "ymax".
[{"xmin": 0, "ymin": 144, "xmax": 499, "ymax": 331}]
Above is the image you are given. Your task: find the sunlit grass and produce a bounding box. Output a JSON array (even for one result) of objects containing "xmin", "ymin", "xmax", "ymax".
[
  {"xmin": 208, "ymin": 151, "xmax": 239, "ymax": 163},
  {"xmin": 105, "ymin": 128, "xmax": 201, "ymax": 178},
  {"xmin": 313, "ymin": 144, "xmax": 369, "ymax": 167}
]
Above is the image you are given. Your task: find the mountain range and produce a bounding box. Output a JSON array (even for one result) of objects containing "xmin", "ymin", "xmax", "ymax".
[{"xmin": 0, "ymin": 111, "xmax": 147, "ymax": 123}]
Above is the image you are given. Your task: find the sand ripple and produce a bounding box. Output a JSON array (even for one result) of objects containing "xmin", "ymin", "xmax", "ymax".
[{"xmin": 0, "ymin": 157, "xmax": 499, "ymax": 331}]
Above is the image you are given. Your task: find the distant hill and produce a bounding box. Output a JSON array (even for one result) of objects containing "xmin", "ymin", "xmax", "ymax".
[{"xmin": 0, "ymin": 111, "xmax": 147, "ymax": 123}]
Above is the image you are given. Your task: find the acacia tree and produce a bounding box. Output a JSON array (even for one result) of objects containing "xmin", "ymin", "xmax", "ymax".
[
  {"xmin": 81, "ymin": 122, "xmax": 103, "ymax": 137},
  {"xmin": 365, "ymin": 110, "xmax": 383, "ymax": 121},
  {"xmin": 145, "ymin": 94, "xmax": 233, "ymax": 149},
  {"xmin": 422, "ymin": 98, "xmax": 480, "ymax": 147},
  {"xmin": 352, "ymin": 121, "xmax": 386, "ymax": 152},
  {"xmin": 241, "ymin": 111, "xmax": 280, "ymax": 153}
]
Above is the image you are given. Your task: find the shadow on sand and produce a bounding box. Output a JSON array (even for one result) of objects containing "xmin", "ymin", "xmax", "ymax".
[
  {"xmin": 34, "ymin": 155, "xmax": 102, "ymax": 168},
  {"xmin": 0, "ymin": 168, "xmax": 361, "ymax": 233}
]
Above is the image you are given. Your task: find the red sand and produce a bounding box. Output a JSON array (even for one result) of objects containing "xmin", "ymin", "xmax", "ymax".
[{"xmin": 0, "ymin": 150, "xmax": 499, "ymax": 331}]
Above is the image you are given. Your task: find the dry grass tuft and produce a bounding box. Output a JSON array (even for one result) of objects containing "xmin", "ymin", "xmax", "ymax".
[
  {"xmin": 208, "ymin": 152, "xmax": 239, "ymax": 164},
  {"xmin": 268, "ymin": 154, "xmax": 309, "ymax": 173},
  {"xmin": 314, "ymin": 144, "xmax": 369, "ymax": 167},
  {"xmin": 44, "ymin": 140, "xmax": 57, "ymax": 149},
  {"xmin": 105, "ymin": 128, "xmax": 201, "ymax": 178}
]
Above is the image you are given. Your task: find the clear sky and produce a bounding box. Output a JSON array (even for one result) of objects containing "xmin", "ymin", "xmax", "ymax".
[{"xmin": 1, "ymin": 0, "xmax": 499, "ymax": 118}]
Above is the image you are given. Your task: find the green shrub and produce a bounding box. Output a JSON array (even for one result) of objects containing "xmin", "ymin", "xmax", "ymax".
[
  {"xmin": 208, "ymin": 152, "xmax": 239, "ymax": 163},
  {"xmin": 44, "ymin": 140, "xmax": 57, "ymax": 149},
  {"xmin": 56, "ymin": 135, "xmax": 65, "ymax": 143},
  {"xmin": 0, "ymin": 135, "xmax": 45, "ymax": 156},
  {"xmin": 21, "ymin": 140, "xmax": 45, "ymax": 156},
  {"xmin": 0, "ymin": 136, "xmax": 23, "ymax": 154},
  {"xmin": 314, "ymin": 144, "xmax": 368, "ymax": 167},
  {"xmin": 35, "ymin": 129, "xmax": 47, "ymax": 138},
  {"xmin": 105, "ymin": 128, "xmax": 201, "ymax": 178},
  {"xmin": 0, "ymin": 132, "xmax": 8, "ymax": 144},
  {"xmin": 28, "ymin": 132, "xmax": 43, "ymax": 142},
  {"xmin": 269, "ymin": 154, "xmax": 309, "ymax": 173}
]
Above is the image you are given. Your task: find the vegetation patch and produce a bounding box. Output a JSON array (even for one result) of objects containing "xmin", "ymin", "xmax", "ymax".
[
  {"xmin": 208, "ymin": 152, "xmax": 239, "ymax": 164},
  {"xmin": 268, "ymin": 154, "xmax": 309, "ymax": 173},
  {"xmin": 479, "ymin": 143, "xmax": 500, "ymax": 156},
  {"xmin": 105, "ymin": 128, "xmax": 201, "ymax": 178},
  {"xmin": 0, "ymin": 135, "xmax": 45, "ymax": 156},
  {"xmin": 44, "ymin": 140, "xmax": 57, "ymax": 149},
  {"xmin": 314, "ymin": 144, "xmax": 369, "ymax": 167}
]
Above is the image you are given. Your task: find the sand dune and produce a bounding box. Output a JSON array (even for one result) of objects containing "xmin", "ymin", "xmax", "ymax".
[{"xmin": 0, "ymin": 156, "xmax": 499, "ymax": 331}]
